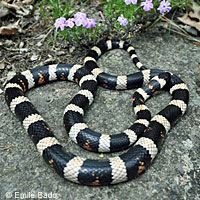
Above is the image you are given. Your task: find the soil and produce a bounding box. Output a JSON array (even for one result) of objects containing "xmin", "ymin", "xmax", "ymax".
[
  {"xmin": 0, "ymin": 13, "xmax": 86, "ymax": 86},
  {"xmin": 0, "ymin": 1, "xmax": 105, "ymax": 86}
]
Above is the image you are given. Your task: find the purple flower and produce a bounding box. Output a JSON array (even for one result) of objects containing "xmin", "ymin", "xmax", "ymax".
[
  {"xmin": 125, "ymin": 0, "xmax": 137, "ymax": 5},
  {"xmin": 157, "ymin": 0, "xmax": 171, "ymax": 15},
  {"xmin": 66, "ymin": 18, "xmax": 75, "ymax": 28},
  {"xmin": 74, "ymin": 12, "xmax": 87, "ymax": 19},
  {"xmin": 131, "ymin": 0, "xmax": 138, "ymax": 4},
  {"xmin": 55, "ymin": 12, "xmax": 97, "ymax": 31},
  {"xmin": 125, "ymin": 0, "xmax": 131, "ymax": 5},
  {"xmin": 117, "ymin": 14, "xmax": 128, "ymax": 26},
  {"xmin": 141, "ymin": 0, "xmax": 154, "ymax": 12},
  {"xmin": 74, "ymin": 12, "xmax": 88, "ymax": 27},
  {"xmin": 84, "ymin": 18, "xmax": 96, "ymax": 29},
  {"xmin": 54, "ymin": 17, "xmax": 67, "ymax": 31}
]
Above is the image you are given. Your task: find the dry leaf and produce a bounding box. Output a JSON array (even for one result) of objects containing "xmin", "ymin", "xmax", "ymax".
[
  {"xmin": 194, "ymin": 42, "xmax": 200, "ymax": 46},
  {"xmin": 44, "ymin": 57, "xmax": 56, "ymax": 65},
  {"xmin": 178, "ymin": 14, "xmax": 200, "ymax": 31},
  {"xmin": 178, "ymin": 2, "xmax": 200, "ymax": 32},
  {"xmin": 0, "ymin": 63, "xmax": 5, "ymax": 70},
  {"xmin": 0, "ymin": 20, "xmax": 21, "ymax": 35},
  {"xmin": 1, "ymin": 1, "xmax": 32, "ymax": 16},
  {"xmin": 0, "ymin": 25, "xmax": 18, "ymax": 35},
  {"xmin": 189, "ymin": 2, "xmax": 200, "ymax": 20},
  {"xmin": 22, "ymin": 0, "xmax": 33, "ymax": 4},
  {"xmin": 0, "ymin": 6, "xmax": 9, "ymax": 18},
  {"xmin": 1, "ymin": 1, "xmax": 21, "ymax": 10}
]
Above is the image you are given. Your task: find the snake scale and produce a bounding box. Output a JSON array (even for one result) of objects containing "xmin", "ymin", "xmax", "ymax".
[{"xmin": 4, "ymin": 39, "xmax": 189, "ymax": 186}]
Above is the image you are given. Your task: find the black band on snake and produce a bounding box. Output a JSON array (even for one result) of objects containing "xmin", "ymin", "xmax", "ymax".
[{"xmin": 4, "ymin": 39, "xmax": 189, "ymax": 186}]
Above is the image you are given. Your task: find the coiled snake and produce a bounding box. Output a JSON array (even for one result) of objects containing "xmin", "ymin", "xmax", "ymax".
[{"xmin": 4, "ymin": 39, "xmax": 189, "ymax": 186}]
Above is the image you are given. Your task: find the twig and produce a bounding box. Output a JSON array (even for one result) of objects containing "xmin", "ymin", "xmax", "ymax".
[
  {"xmin": 0, "ymin": 145, "xmax": 12, "ymax": 150},
  {"xmin": 1, "ymin": 1, "xmax": 21, "ymax": 10},
  {"xmin": 160, "ymin": 16, "xmax": 200, "ymax": 44},
  {"xmin": 25, "ymin": 21, "xmax": 38, "ymax": 31},
  {"xmin": 162, "ymin": 26, "xmax": 200, "ymax": 43},
  {"xmin": 99, "ymin": 11, "xmax": 105, "ymax": 21},
  {"xmin": 161, "ymin": 16, "xmax": 189, "ymax": 35},
  {"xmin": 39, "ymin": 27, "xmax": 54, "ymax": 43},
  {"xmin": 0, "ymin": 58, "xmax": 11, "ymax": 65},
  {"xmin": 2, "ymin": 47, "xmax": 20, "ymax": 52}
]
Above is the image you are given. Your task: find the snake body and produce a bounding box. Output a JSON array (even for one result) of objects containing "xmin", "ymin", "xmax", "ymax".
[{"xmin": 4, "ymin": 39, "xmax": 189, "ymax": 186}]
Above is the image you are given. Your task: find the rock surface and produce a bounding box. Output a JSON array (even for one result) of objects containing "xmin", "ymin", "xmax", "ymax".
[{"xmin": 0, "ymin": 31, "xmax": 200, "ymax": 200}]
